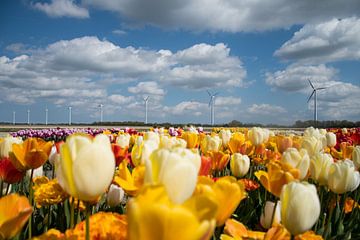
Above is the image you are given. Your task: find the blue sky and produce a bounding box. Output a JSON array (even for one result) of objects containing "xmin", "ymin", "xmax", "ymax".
[{"xmin": 0, "ymin": 0, "xmax": 359, "ymax": 125}]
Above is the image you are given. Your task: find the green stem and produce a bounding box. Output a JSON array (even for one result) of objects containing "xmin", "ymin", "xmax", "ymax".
[
  {"xmin": 5, "ymin": 183, "xmax": 10, "ymax": 195},
  {"xmin": 86, "ymin": 203, "xmax": 91, "ymax": 240},
  {"xmin": 28, "ymin": 169, "xmax": 34, "ymax": 240},
  {"xmin": 70, "ymin": 197, "xmax": 75, "ymax": 229},
  {"xmin": 270, "ymin": 200, "xmax": 278, "ymax": 227},
  {"xmin": 0, "ymin": 179, "xmax": 3, "ymax": 198}
]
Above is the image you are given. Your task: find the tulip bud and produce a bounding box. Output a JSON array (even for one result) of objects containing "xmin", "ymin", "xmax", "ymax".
[
  {"xmin": 310, "ymin": 153, "xmax": 333, "ymax": 185},
  {"xmin": 352, "ymin": 146, "xmax": 360, "ymax": 170},
  {"xmin": 159, "ymin": 135, "xmax": 187, "ymax": 149},
  {"xmin": 260, "ymin": 201, "xmax": 281, "ymax": 229},
  {"xmin": 0, "ymin": 136, "xmax": 22, "ymax": 158},
  {"xmin": 219, "ymin": 129, "xmax": 232, "ymax": 148},
  {"xmin": 301, "ymin": 136, "xmax": 323, "ymax": 157},
  {"xmin": 247, "ymin": 127, "xmax": 267, "ymax": 146},
  {"xmin": 107, "ymin": 184, "xmax": 125, "ymax": 207},
  {"xmin": 201, "ymin": 135, "xmax": 222, "ymax": 153},
  {"xmin": 230, "ymin": 153, "xmax": 250, "ymax": 178},
  {"xmin": 280, "ymin": 182, "xmax": 320, "ymax": 235},
  {"xmin": 116, "ymin": 133, "xmax": 131, "ymax": 148},
  {"xmin": 281, "ymin": 148, "xmax": 310, "ymax": 180},
  {"xmin": 328, "ymin": 159, "xmax": 360, "ymax": 194},
  {"xmin": 143, "ymin": 131, "xmax": 160, "ymax": 146},
  {"xmin": 326, "ymin": 132, "xmax": 336, "ymax": 147}
]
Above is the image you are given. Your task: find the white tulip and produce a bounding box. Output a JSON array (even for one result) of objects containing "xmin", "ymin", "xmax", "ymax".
[
  {"xmin": 326, "ymin": 132, "xmax": 337, "ymax": 147},
  {"xmin": 260, "ymin": 201, "xmax": 281, "ymax": 229},
  {"xmin": 159, "ymin": 135, "xmax": 187, "ymax": 149},
  {"xmin": 281, "ymin": 148, "xmax": 310, "ymax": 180},
  {"xmin": 116, "ymin": 133, "xmax": 131, "ymax": 148},
  {"xmin": 301, "ymin": 136, "xmax": 323, "ymax": 156},
  {"xmin": 230, "ymin": 153, "xmax": 250, "ymax": 178},
  {"xmin": 219, "ymin": 129, "xmax": 232, "ymax": 148},
  {"xmin": 328, "ymin": 159, "xmax": 360, "ymax": 194},
  {"xmin": 281, "ymin": 182, "xmax": 320, "ymax": 235},
  {"xmin": 201, "ymin": 135, "xmax": 222, "ymax": 153},
  {"xmin": 107, "ymin": 184, "xmax": 125, "ymax": 207},
  {"xmin": 352, "ymin": 146, "xmax": 360, "ymax": 170},
  {"xmin": 310, "ymin": 152, "xmax": 333, "ymax": 185},
  {"xmin": 0, "ymin": 135, "xmax": 23, "ymax": 158}
]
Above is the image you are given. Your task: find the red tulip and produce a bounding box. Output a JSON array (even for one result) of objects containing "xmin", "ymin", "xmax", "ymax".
[{"xmin": 0, "ymin": 157, "xmax": 25, "ymax": 184}]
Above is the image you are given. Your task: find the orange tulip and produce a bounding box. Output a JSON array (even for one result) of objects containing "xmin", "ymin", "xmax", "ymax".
[
  {"xmin": 276, "ymin": 136, "xmax": 293, "ymax": 153},
  {"xmin": 224, "ymin": 218, "xmax": 265, "ymax": 240},
  {"xmin": 264, "ymin": 224, "xmax": 291, "ymax": 240},
  {"xmin": 31, "ymin": 228, "xmax": 65, "ymax": 240},
  {"xmin": 0, "ymin": 194, "xmax": 33, "ymax": 239},
  {"xmin": 294, "ymin": 231, "xmax": 324, "ymax": 240},
  {"xmin": 331, "ymin": 142, "xmax": 354, "ymax": 160},
  {"xmin": 255, "ymin": 161, "xmax": 300, "ymax": 197},
  {"xmin": 228, "ymin": 133, "xmax": 246, "ymax": 154},
  {"xmin": 9, "ymin": 138, "xmax": 53, "ymax": 171},
  {"xmin": 208, "ymin": 151, "xmax": 230, "ymax": 171},
  {"xmin": 113, "ymin": 161, "xmax": 145, "ymax": 196},
  {"xmin": 112, "ymin": 143, "xmax": 129, "ymax": 166},
  {"xmin": 199, "ymin": 155, "xmax": 212, "ymax": 176},
  {"xmin": 181, "ymin": 132, "xmax": 199, "ymax": 149}
]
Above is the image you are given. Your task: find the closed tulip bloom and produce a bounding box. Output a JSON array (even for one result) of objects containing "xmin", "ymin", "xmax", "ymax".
[
  {"xmin": 326, "ymin": 132, "xmax": 336, "ymax": 147},
  {"xmin": 0, "ymin": 157, "xmax": 25, "ymax": 184},
  {"xmin": 353, "ymin": 146, "xmax": 360, "ymax": 169},
  {"xmin": 56, "ymin": 134, "xmax": 115, "ymax": 202},
  {"xmin": 309, "ymin": 153, "xmax": 333, "ymax": 185},
  {"xmin": 301, "ymin": 136, "xmax": 323, "ymax": 157},
  {"xmin": 228, "ymin": 133, "xmax": 246, "ymax": 154},
  {"xmin": 201, "ymin": 135, "xmax": 222, "ymax": 154},
  {"xmin": 131, "ymin": 136, "xmax": 159, "ymax": 167},
  {"xmin": 281, "ymin": 148, "xmax": 310, "ymax": 180},
  {"xmin": 116, "ymin": 133, "xmax": 131, "ymax": 148},
  {"xmin": 0, "ymin": 136, "xmax": 22, "ymax": 158},
  {"xmin": 277, "ymin": 136, "xmax": 293, "ymax": 153},
  {"xmin": 143, "ymin": 131, "xmax": 160, "ymax": 146},
  {"xmin": 181, "ymin": 132, "xmax": 199, "ymax": 149},
  {"xmin": 328, "ymin": 159, "xmax": 360, "ymax": 194},
  {"xmin": 260, "ymin": 201, "xmax": 281, "ymax": 229},
  {"xmin": 107, "ymin": 184, "xmax": 125, "ymax": 207},
  {"xmin": 280, "ymin": 182, "xmax": 320, "ymax": 235},
  {"xmin": 159, "ymin": 135, "xmax": 187, "ymax": 149},
  {"xmin": 219, "ymin": 129, "xmax": 232, "ymax": 148},
  {"xmin": 145, "ymin": 147, "xmax": 201, "ymax": 204},
  {"xmin": 247, "ymin": 127, "xmax": 266, "ymax": 146},
  {"xmin": 230, "ymin": 153, "xmax": 250, "ymax": 178}
]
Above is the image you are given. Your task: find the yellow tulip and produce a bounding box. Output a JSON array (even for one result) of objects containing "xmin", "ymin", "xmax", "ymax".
[
  {"xmin": 208, "ymin": 151, "xmax": 230, "ymax": 171},
  {"xmin": 181, "ymin": 131, "xmax": 199, "ymax": 149},
  {"xmin": 131, "ymin": 136, "xmax": 158, "ymax": 166},
  {"xmin": 127, "ymin": 185, "xmax": 217, "ymax": 240},
  {"xmin": 9, "ymin": 138, "xmax": 52, "ymax": 171},
  {"xmin": 56, "ymin": 134, "xmax": 115, "ymax": 202},
  {"xmin": 255, "ymin": 161, "xmax": 300, "ymax": 197},
  {"xmin": 0, "ymin": 194, "xmax": 33, "ymax": 239},
  {"xmin": 228, "ymin": 133, "xmax": 246, "ymax": 154},
  {"xmin": 113, "ymin": 160, "xmax": 145, "ymax": 196},
  {"xmin": 280, "ymin": 182, "xmax": 320, "ymax": 235}
]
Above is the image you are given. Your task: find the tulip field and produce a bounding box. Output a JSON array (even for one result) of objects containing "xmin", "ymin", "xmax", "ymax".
[{"xmin": 0, "ymin": 126, "xmax": 360, "ymax": 240}]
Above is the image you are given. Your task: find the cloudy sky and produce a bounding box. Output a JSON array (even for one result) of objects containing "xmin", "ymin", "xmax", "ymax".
[{"xmin": 1, "ymin": 0, "xmax": 359, "ymax": 125}]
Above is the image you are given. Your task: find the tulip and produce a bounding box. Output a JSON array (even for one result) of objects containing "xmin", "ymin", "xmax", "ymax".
[
  {"xmin": 116, "ymin": 133, "xmax": 131, "ymax": 148},
  {"xmin": 327, "ymin": 159, "xmax": 360, "ymax": 194},
  {"xmin": 143, "ymin": 131, "xmax": 160, "ymax": 145},
  {"xmin": 127, "ymin": 185, "xmax": 217, "ymax": 240},
  {"xmin": 9, "ymin": 138, "xmax": 52, "ymax": 172},
  {"xmin": 309, "ymin": 152, "xmax": 333, "ymax": 185},
  {"xmin": 131, "ymin": 136, "xmax": 158, "ymax": 166},
  {"xmin": 0, "ymin": 136, "xmax": 23, "ymax": 158},
  {"xmin": 281, "ymin": 148, "xmax": 310, "ymax": 180},
  {"xmin": 228, "ymin": 133, "xmax": 246, "ymax": 154},
  {"xmin": 353, "ymin": 146, "xmax": 360, "ymax": 170},
  {"xmin": 0, "ymin": 157, "xmax": 25, "ymax": 184},
  {"xmin": 260, "ymin": 201, "xmax": 281, "ymax": 229},
  {"xmin": 255, "ymin": 161, "xmax": 300, "ymax": 197},
  {"xmin": 181, "ymin": 131, "xmax": 199, "ymax": 149},
  {"xmin": 113, "ymin": 160, "xmax": 145, "ymax": 196},
  {"xmin": 201, "ymin": 135, "xmax": 222, "ymax": 154},
  {"xmin": 247, "ymin": 127, "xmax": 269, "ymax": 146},
  {"xmin": 159, "ymin": 135, "xmax": 187, "ymax": 149},
  {"xmin": 145, "ymin": 147, "xmax": 201, "ymax": 204},
  {"xmin": 280, "ymin": 182, "xmax": 320, "ymax": 235},
  {"xmin": 230, "ymin": 153, "xmax": 250, "ymax": 178},
  {"xmin": 56, "ymin": 134, "xmax": 115, "ymax": 201},
  {"xmin": 199, "ymin": 155, "xmax": 212, "ymax": 176},
  {"xmin": 0, "ymin": 193, "xmax": 33, "ymax": 239},
  {"xmin": 301, "ymin": 136, "xmax": 323, "ymax": 157},
  {"xmin": 208, "ymin": 151, "xmax": 230, "ymax": 171},
  {"xmin": 219, "ymin": 129, "xmax": 232, "ymax": 149},
  {"xmin": 107, "ymin": 184, "xmax": 125, "ymax": 207},
  {"xmin": 276, "ymin": 136, "xmax": 293, "ymax": 153},
  {"xmin": 223, "ymin": 218, "xmax": 265, "ymax": 240},
  {"xmin": 326, "ymin": 132, "xmax": 337, "ymax": 147}
]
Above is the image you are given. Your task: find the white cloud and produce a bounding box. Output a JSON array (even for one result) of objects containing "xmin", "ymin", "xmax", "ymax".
[
  {"xmin": 163, "ymin": 101, "xmax": 207, "ymax": 116},
  {"xmin": 33, "ymin": 0, "xmax": 89, "ymax": 18},
  {"xmin": 265, "ymin": 64, "xmax": 338, "ymax": 92},
  {"xmin": 83, "ymin": 0, "xmax": 359, "ymax": 32},
  {"xmin": 275, "ymin": 17, "xmax": 360, "ymax": 63},
  {"xmin": 112, "ymin": 29, "xmax": 127, "ymax": 35},
  {"xmin": 215, "ymin": 96, "xmax": 241, "ymax": 106},
  {"xmin": 108, "ymin": 94, "xmax": 134, "ymax": 104},
  {"xmin": 248, "ymin": 104, "xmax": 287, "ymax": 115},
  {"xmin": 128, "ymin": 81, "xmax": 165, "ymax": 96}
]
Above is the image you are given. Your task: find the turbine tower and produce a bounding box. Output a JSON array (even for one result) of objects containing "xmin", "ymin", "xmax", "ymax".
[
  {"xmin": 68, "ymin": 106, "xmax": 72, "ymax": 126},
  {"xmin": 99, "ymin": 104, "xmax": 104, "ymax": 123},
  {"xmin": 45, "ymin": 106, "xmax": 48, "ymax": 125},
  {"xmin": 27, "ymin": 109, "xmax": 30, "ymax": 125},
  {"xmin": 143, "ymin": 96, "xmax": 149, "ymax": 124},
  {"xmin": 307, "ymin": 80, "xmax": 326, "ymax": 127},
  {"xmin": 207, "ymin": 90, "xmax": 219, "ymax": 126}
]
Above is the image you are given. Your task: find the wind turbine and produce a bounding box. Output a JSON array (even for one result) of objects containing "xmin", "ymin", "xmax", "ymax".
[
  {"xmin": 27, "ymin": 109, "xmax": 30, "ymax": 125},
  {"xmin": 143, "ymin": 96, "xmax": 149, "ymax": 124},
  {"xmin": 207, "ymin": 90, "xmax": 219, "ymax": 126},
  {"xmin": 12, "ymin": 111, "xmax": 16, "ymax": 125},
  {"xmin": 45, "ymin": 106, "xmax": 48, "ymax": 125},
  {"xmin": 98, "ymin": 104, "xmax": 104, "ymax": 123},
  {"xmin": 307, "ymin": 80, "xmax": 326, "ymax": 126},
  {"xmin": 68, "ymin": 106, "xmax": 72, "ymax": 125}
]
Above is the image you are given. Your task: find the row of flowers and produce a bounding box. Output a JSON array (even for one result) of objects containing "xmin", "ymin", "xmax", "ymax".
[{"xmin": 0, "ymin": 126, "xmax": 359, "ymax": 239}]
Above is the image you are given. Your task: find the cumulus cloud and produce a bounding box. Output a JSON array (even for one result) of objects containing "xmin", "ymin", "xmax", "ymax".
[
  {"xmin": 265, "ymin": 64, "xmax": 338, "ymax": 92},
  {"xmin": 112, "ymin": 29, "xmax": 127, "ymax": 35},
  {"xmin": 163, "ymin": 101, "xmax": 207, "ymax": 116},
  {"xmin": 83, "ymin": 0, "xmax": 359, "ymax": 32},
  {"xmin": 275, "ymin": 17, "xmax": 360, "ymax": 63},
  {"xmin": 128, "ymin": 81, "xmax": 165, "ymax": 96},
  {"xmin": 33, "ymin": 0, "xmax": 89, "ymax": 18},
  {"xmin": 248, "ymin": 104, "xmax": 287, "ymax": 115}
]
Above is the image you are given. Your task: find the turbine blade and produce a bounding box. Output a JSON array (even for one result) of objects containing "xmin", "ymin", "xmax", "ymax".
[
  {"xmin": 207, "ymin": 90, "xmax": 212, "ymax": 96},
  {"xmin": 316, "ymin": 87, "xmax": 326, "ymax": 90},
  {"xmin": 214, "ymin": 92, "xmax": 219, "ymax": 96},
  {"xmin": 307, "ymin": 90, "xmax": 315, "ymax": 103},
  {"xmin": 308, "ymin": 79, "xmax": 315, "ymax": 89}
]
